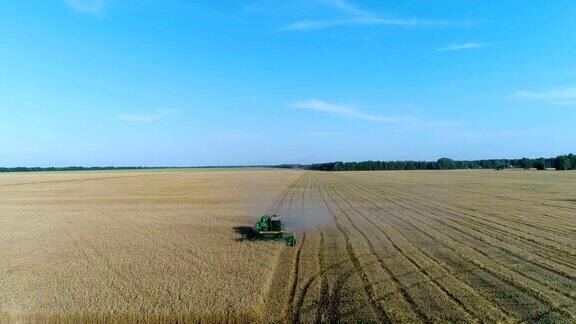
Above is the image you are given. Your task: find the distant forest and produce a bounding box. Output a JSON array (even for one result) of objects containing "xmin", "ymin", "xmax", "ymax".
[
  {"xmin": 278, "ymin": 154, "xmax": 576, "ymax": 171},
  {"xmin": 2, "ymin": 154, "xmax": 575, "ymax": 173}
]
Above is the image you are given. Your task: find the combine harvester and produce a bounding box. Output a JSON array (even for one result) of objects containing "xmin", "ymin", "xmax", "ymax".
[{"xmin": 240, "ymin": 214, "xmax": 296, "ymax": 246}]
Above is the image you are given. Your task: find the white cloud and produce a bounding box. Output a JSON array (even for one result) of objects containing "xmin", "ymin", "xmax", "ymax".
[
  {"xmin": 321, "ymin": 0, "xmax": 369, "ymax": 16},
  {"xmin": 290, "ymin": 99, "xmax": 457, "ymax": 127},
  {"xmin": 438, "ymin": 42, "xmax": 487, "ymax": 51},
  {"xmin": 116, "ymin": 109, "xmax": 177, "ymax": 123},
  {"xmin": 283, "ymin": 16, "xmax": 457, "ymax": 31},
  {"xmin": 281, "ymin": 0, "xmax": 469, "ymax": 31},
  {"xmin": 292, "ymin": 99, "xmax": 356, "ymax": 115},
  {"xmin": 513, "ymin": 86, "xmax": 576, "ymax": 105},
  {"xmin": 61, "ymin": 0, "xmax": 108, "ymax": 16}
]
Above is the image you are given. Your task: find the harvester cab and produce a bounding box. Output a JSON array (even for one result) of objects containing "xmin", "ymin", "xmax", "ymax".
[
  {"xmin": 241, "ymin": 214, "xmax": 296, "ymax": 246},
  {"xmin": 255, "ymin": 215, "xmax": 282, "ymax": 232}
]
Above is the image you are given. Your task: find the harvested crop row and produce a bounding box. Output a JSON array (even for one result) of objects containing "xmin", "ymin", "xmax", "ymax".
[
  {"xmin": 268, "ymin": 171, "xmax": 576, "ymax": 323},
  {"xmin": 341, "ymin": 178, "xmax": 576, "ymax": 300}
]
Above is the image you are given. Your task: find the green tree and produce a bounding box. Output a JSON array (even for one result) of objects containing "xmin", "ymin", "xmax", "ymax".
[
  {"xmin": 568, "ymin": 154, "xmax": 576, "ymax": 170},
  {"xmin": 437, "ymin": 158, "xmax": 456, "ymax": 170},
  {"xmin": 519, "ymin": 158, "xmax": 532, "ymax": 170},
  {"xmin": 533, "ymin": 158, "xmax": 546, "ymax": 171},
  {"xmin": 555, "ymin": 155, "xmax": 572, "ymax": 170}
]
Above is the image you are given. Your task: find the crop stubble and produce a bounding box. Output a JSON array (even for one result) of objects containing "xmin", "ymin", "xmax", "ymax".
[{"xmin": 264, "ymin": 170, "xmax": 576, "ymax": 323}]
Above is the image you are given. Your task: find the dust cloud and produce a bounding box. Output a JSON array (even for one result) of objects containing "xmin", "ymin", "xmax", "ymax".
[
  {"xmin": 235, "ymin": 171, "xmax": 332, "ymax": 231},
  {"xmin": 277, "ymin": 183, "xmax": 333, "ymax": 231}
]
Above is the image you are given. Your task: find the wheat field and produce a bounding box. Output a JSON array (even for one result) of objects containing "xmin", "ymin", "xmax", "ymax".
[
  {"xmin": 1, "ymin": 169, "xmax": 576, "ymax": 323},
  {"xmin": 0, "ymin": 169, "xmax": 301, "ymax": 322}
]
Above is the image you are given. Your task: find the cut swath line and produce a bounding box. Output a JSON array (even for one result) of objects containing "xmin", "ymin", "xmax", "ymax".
[
  {"xmin": 339, "ymin": 176, "xmax": 575, "ymax": 320},
  {"xmin": 258, "ymin": 173, "xmax": 306, "ymax": 321},
  {"xmin": 330, "ymin": 176, "xmax": 511, "ymax": 321},
  {"xmin": 316, "ymin": 176, "xmax": 393, "ymax": 323},
  {"xmin": 320, "ymin": 175, "xmax": 464, "ymax": 322},
  {"xmin": 343, "ymin": 177, "xmax": 576, "ymax": 283}
]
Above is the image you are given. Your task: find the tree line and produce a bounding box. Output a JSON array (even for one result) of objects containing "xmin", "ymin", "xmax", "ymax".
[
  {"xmin": 3, "ymin": 155, "xmax": 575, "ymax": 173},
  {"xmin": 277, "ymin": 154, "xmax": 576, "ymax": 171}
]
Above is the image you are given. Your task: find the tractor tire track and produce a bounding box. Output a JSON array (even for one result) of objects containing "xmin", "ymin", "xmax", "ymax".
[
  {"xmin": 321, "ymin": 175, "xmax": 474, "ymax": 323},
  {"xmin": 376, "ymin": 177, "xmax": 576, "ymax": 231},
  {"xmin": 332, "ymin": 176, "xmax": 513, "ymax": 322},
  {"xmin": 285, "ymin": 231, "xmax": 306, "ymax": 322},
  {"xmin": 375, "ymin": 181, "xmax": 576, "ymax": 261},
  {"xmin": 340, "ymin": 177, "xmax": 575, "ymax": 320},
  {"xmin": 382, "ymin": 188, "xmax": 576, "ymax": 294},
  {"xmin": 327, "ymin": 269, "xmax": 355, "ymax": 323},
  {"xmin": 289, "ymin": 174, "xmax": 325, "ymax": 323},
  {"xmin": 339, "ymin": 183, "xmax": 515, "ymax": 318},
  {"xmin": 317, "ymin": 176, "xmax": 395, "ymax": 324},
  {"xmin": 355, "ymin": 176, "xmax": 576, "ymax": 248},
  {"xmin": 386, "ymin": 175, "xmax": 576, "ymax": 214},
  {"xmin": 391, "ymin": 181, "xmax": 576, "ymax": 244},
  {"xmin": 271, "ymin": 173, "xmax": 306, "ymax": 214},
  {"xmin": 304, "ymin": 175, "xmax": 361, "ymax": 323},
  {"xmin": 436, "ymin": 196, "xmax": 576, "ymax": 241},
  {"xmin": 346, "ymin": 178, "xmax": 576, "ymax": 286},
  {"xmin": 259, "ymin": 173, "xmax": 305, "ymax": 322},
  {"xmin": 285, "ymin": 173, "xmax": 312, "ymax": 322},
  {"xmin": 315, "ymin": 230, "xmax": 329, "ymax": 323}
]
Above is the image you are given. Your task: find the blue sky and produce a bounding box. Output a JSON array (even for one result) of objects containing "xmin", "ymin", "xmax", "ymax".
[{"xmin": 1, "ymin": 0, "xmax": 575, "ymax": 166}]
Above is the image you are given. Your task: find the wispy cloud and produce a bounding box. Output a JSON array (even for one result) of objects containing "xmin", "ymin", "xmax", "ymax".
[
  {"xmin": 438, "ymin": 42, "xmax": 487, "ymax": 52},
  {"xmin": 284, "ymin": 16, "xmax": 458, "ymax": 31},
  {"xmin": 61, "ymin": 0, "xmax": 108, "ymax": 16},
  {"xmin": 116, "ymin": 109, "xmax": 177, "ymax": 123},
  {"xmin": 321, "ymin": 0, "xmax": 369, "ymax": 16},
  {"xmin": 281, "ymin": 0, "xmax": 469, "ymax": 31},
  {"xmin": 513, "ymin": 86, "xmax": 576, "ymax": 105},
  {"xmin": 290, "ymin": 99, "xmax": 458, "ymax": 127}
]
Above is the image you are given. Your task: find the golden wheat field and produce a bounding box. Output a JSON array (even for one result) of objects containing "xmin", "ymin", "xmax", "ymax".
[{"xmin": 1, "ymin": 169, "xmax": 576, "ymax": 323}]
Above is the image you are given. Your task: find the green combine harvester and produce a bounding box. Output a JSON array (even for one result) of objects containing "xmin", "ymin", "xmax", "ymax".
[{"xmin": 240, "ymin": 214, "xmax": 296, "ymax": 246}]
